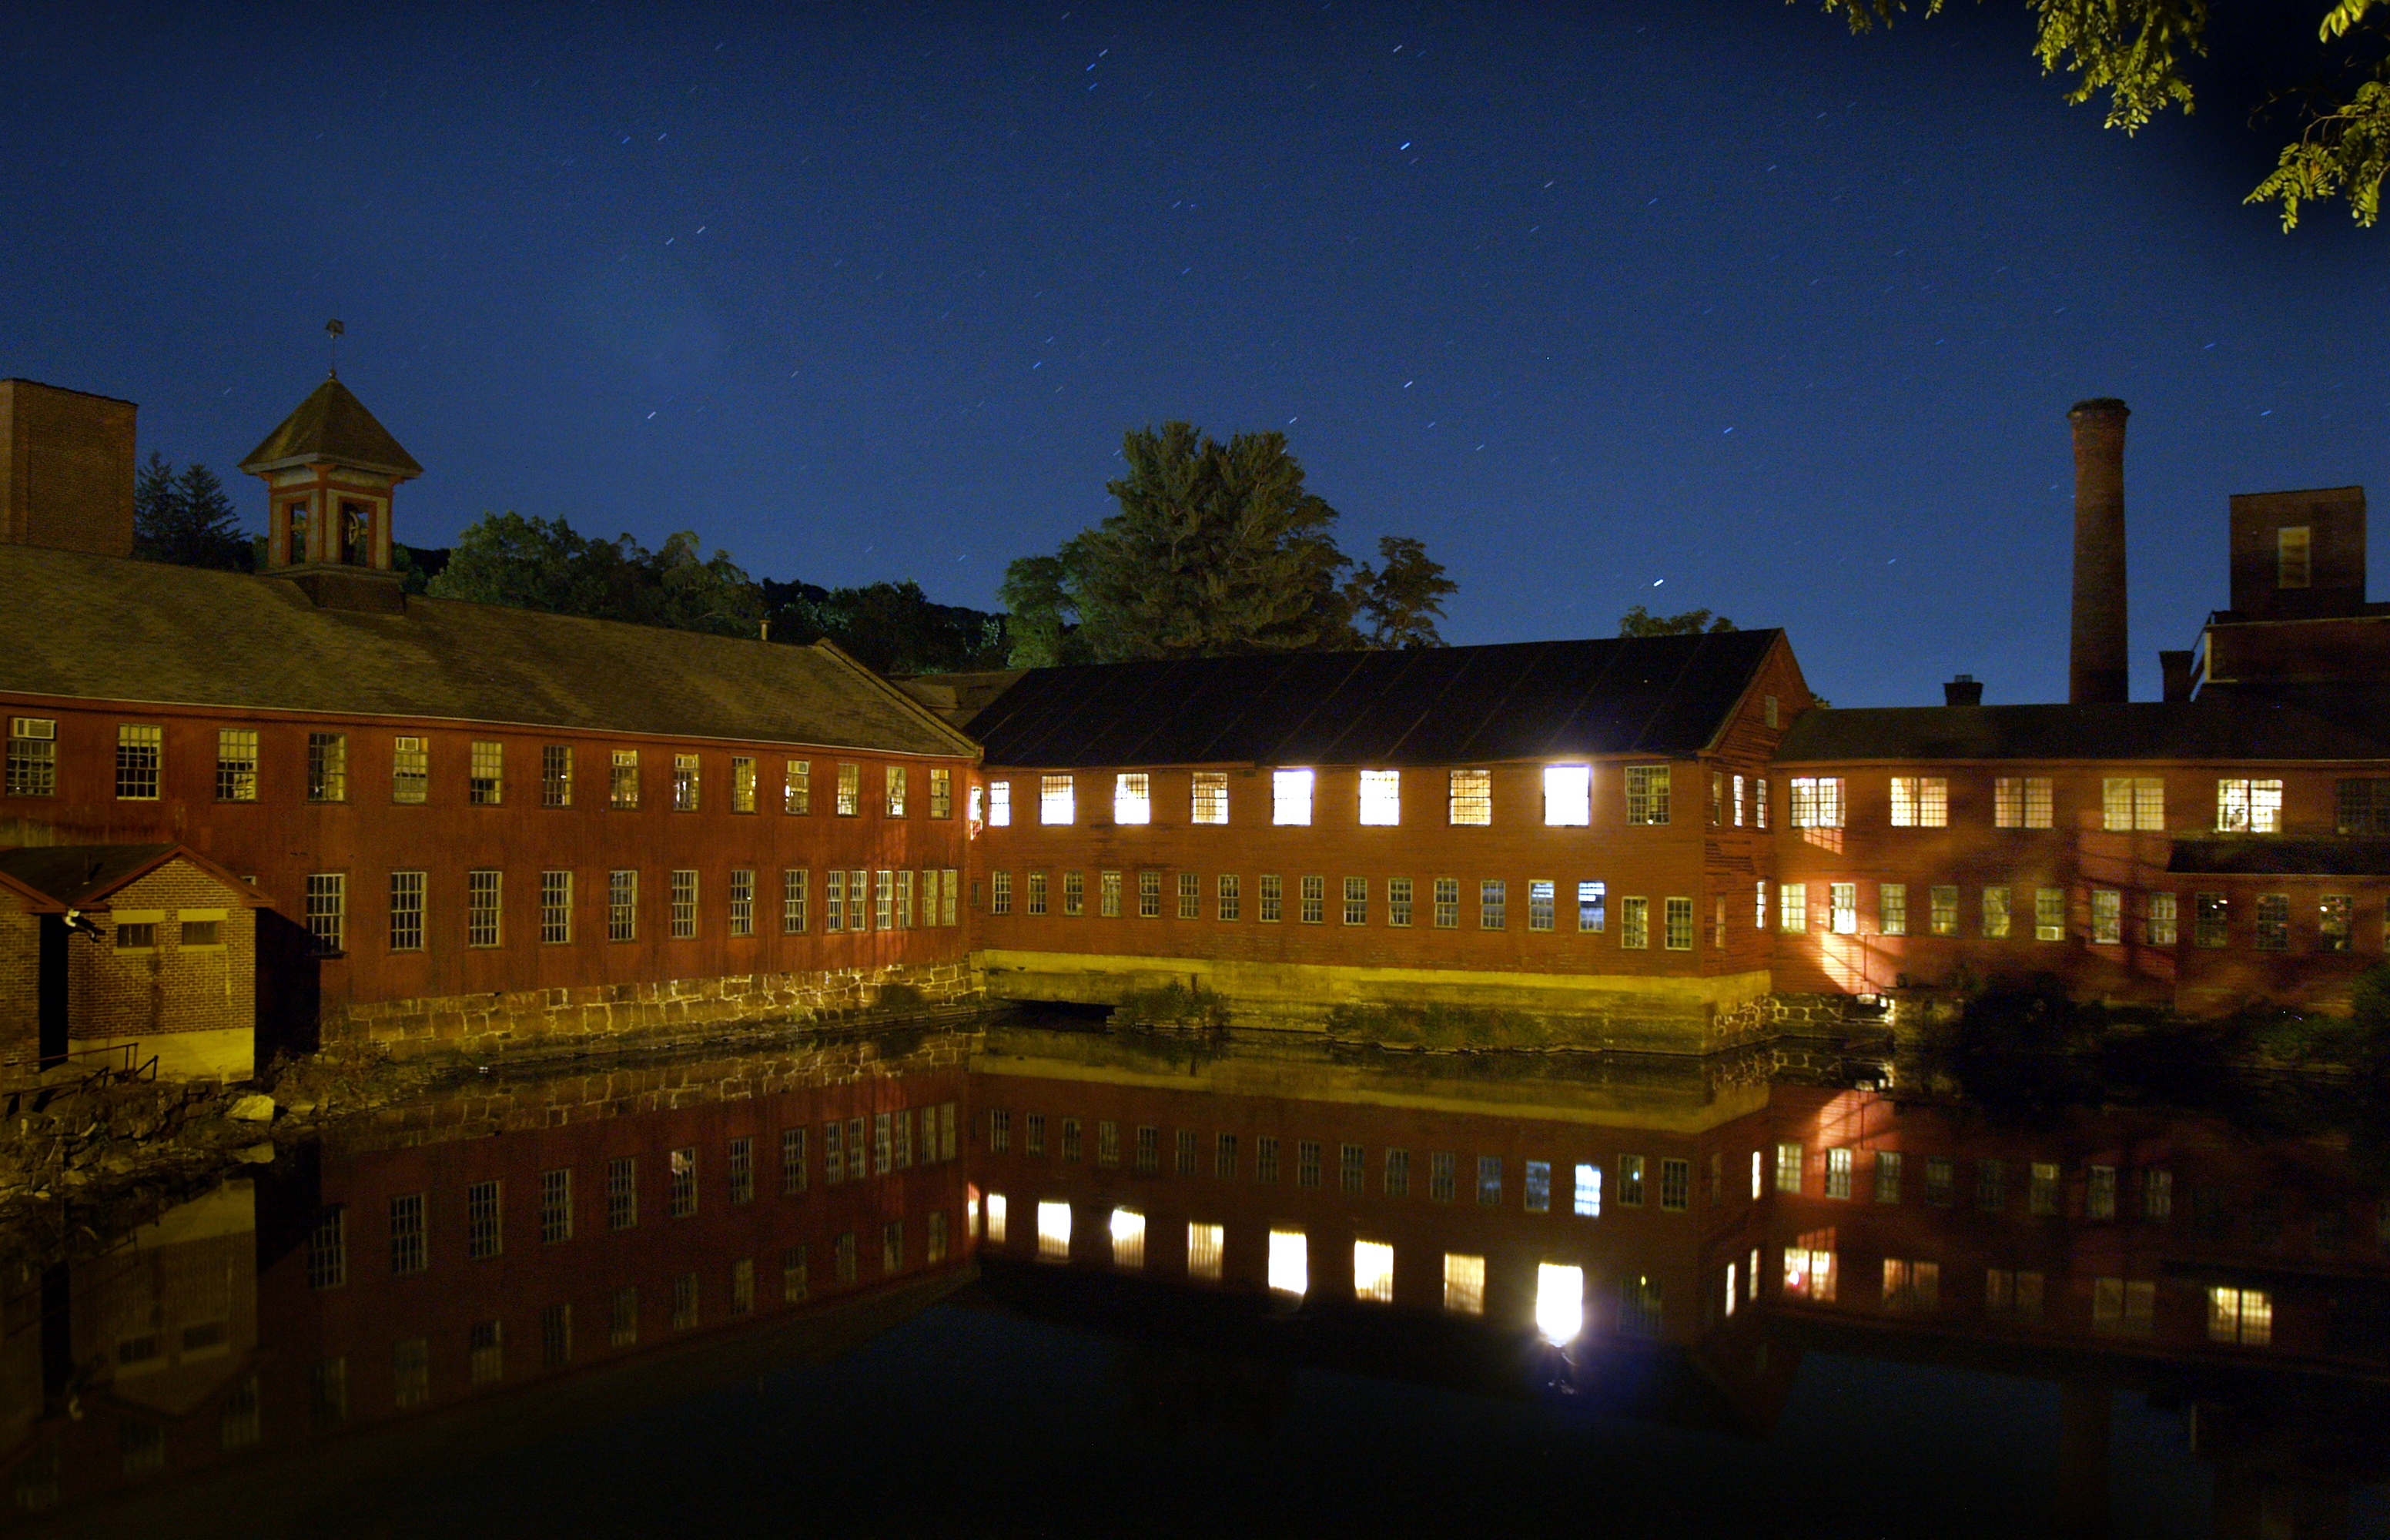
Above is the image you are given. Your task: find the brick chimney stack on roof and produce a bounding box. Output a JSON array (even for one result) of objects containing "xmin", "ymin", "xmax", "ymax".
[{"xmin": 2067, "ymin": 397, "xmax": 2131, "ymax": 705}]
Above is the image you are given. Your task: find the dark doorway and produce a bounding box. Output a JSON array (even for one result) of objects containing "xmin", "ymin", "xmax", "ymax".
[{"xmin": 36, "ymin": 913, "xmax": 66, "ymax": 1065}]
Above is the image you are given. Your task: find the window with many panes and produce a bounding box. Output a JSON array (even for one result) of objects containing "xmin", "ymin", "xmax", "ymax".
[
  {"xmin": 2216, "ymin": 778, "xmax": 2283, "ymax": 833},
  {"xmin": 671, "ymin": 869, "xmax": 698, "ymax": 938},
  {"xmin": 1620, "ymin": 895, "xmax": 1649, "ymax": 948},
  {"xmin": 1139, "ymin": 869, "xmax": 1162, "ymax": 918},
  {"xmin": 5, "ymin": 717, "xmax": 55, "ymax": 797},
  {"xmin": 1039, "ymin": 774, "xmax": 1073, "ymax": 825},
  {"xmin": 731, "ymin": 755, "xmax": 757, "ymax": 813},
  {"xmin": 1981, "ymin": 886, "xmax": 2010, "ymax": 939},
  {"xmin": 1829, "ymin": 882, "xmax": 1857, "ymax": 934},
  {"xmin": 728, "ymin": 869, "xmax": 755, "ymax": 936},
  {"xmin": 1663, "ymin": 896, "xmax": 1695, "ymax": 949},
  {"xmin": 1995, "ymin": 775, "xmax": 2054, "ymax": 829},
  {"xmin": 468, "ymin": 740, "xmax": 503, "ymax": 805},
  {"xmin": 990, "ymin": 870, "xmax": 1011, "ymax": 916},
  {"xmin": 467, "ymin": 1181, "xmax": 502, "ymax": 1259},
  {"xmin": 303, "ymin": 732, "xmax": 346, "ymax": 802},
  {"xmin": 2254, "ymin": 892, "xmax": 2290, "ymax": 950},
  {"xmin": 1789, "ymin": 776, "xmax": 1843, "ymax": 827},
  {"xmin": 1527, "ymin": 879, "xmax": 1555, "ymax": 931},
  {"xmin": 306, "ymin": 872, "xmax": 346, "ymax": 956},
  {"xmin": 1273, "ymin": 768, "xmax": 1314, "ymax": 825},
  {"xmin": 1448, "ymin": 768, "xmax": 1492, "ymax": 825},
  {"xmin": 1625, "ymin": 765, "xmax": 1670, "ymax": 824},
  {"xmin": 673, "ymin": 754, "xmax": 700, "ymax": 812},
  {"xmin": 389, "ymin": 871, "xmax": 426, "ymax": 951},
  {"xmin": 2101, "ymin": 776, "xmax": 2164, "ymax": 832},
  {"xmin": 1578, "ymin": 880, "xmax": 1605, "ymax": 932},
  {"xmin": 1432, "ymin": 876, "xmax": 1459, "ymax": 928},
  {"xmin": 1358, "ymin": 768, "xmax": 1401, "ymax": 825},
  {"xmin": 1479, "ymin": 879, "xmax": 1505, "ymax": 929},
  {"xmin": 1300, "ymin": 874, "xmax": 1325, "ymax": 923},
  {"xmin": 541, "ymin": 1169, "xmax": 573, "ymax": 1242},
  {"xmin": 607, "ymin": 1157, "xmax": 638, "ymax": 1230},
  {"xmin": 785, "ymin": 758, "xmax": 810, "ymax": 814},
  {"xmin": 1061, "ymin": 870, "xmax": 1083, "ymax": 916},
  {"xmin": 1190, "ymin": 772, "xmax": 1227, "ymax": 824},
  {"xmin": 543, "ymin": 745, "xmax": 573, "ymax": 808},
  {"xmin": 610, "ymin": 748, "xmax": 638, "ymax": 808},
  {"xmin": 117, "ymin": 723, "xmax": 162, "ymax": 799},
  {"xmin": 1217, "ymin": 873, "xmax": 1240, "ymax": 920},
  {"xmin": 2091, "ymin": 889, "xmax": 2122, "ymax": 943},
  {"xmin": 2035, "ymin": 887, "xmax": 2065, "ymax": 941},
  {"xmin": 389, "ymin": 1194, "xmax": 427, "ymax": 1275},
  {"xmin": 540, "ymin": 870, "xmax": 572, "ymax": 943},
  {"xmin": 467, "ymin": 869, "xmax": 501, "ymax": 947},
  {"xmin": 1097, "ymin": 869, "xmax": 1120, "ymax": 918},
  {"xmin": 1177, "ymin": 871, "xmax": 1200, "ymax": 919},
  {"xmin": 1889, "ymin": 775, "xmax": 1947, "ymax": 827},
  {"xmin": 929, "ymin": 765, "xmax": 952, "ymax": 818},
  {"xmin": 1880, "ymin": 882, "xmax": 1907, "ymax": 936},
  {"xmin": 2146, "ymin": 892, "xmax": 2177, "ymax": 946},
  {"xmin": 885, "ymin": 765, "xmax": 907, "ymax": 817},
  {"xmin": 783, "ymin": 869, "xmax": 808, "ymax": 932},
  {"xmin": 1387, "ymin": 876, "xmax": 1414, "ymax": 926},
  {"xmin": 1779, "ymin": 885, "xmax": 1807, "ymax": 932},
  {"xmin": 2321, "ymin": 893, "xmax": 2352, "ymax": 952},
  {"xmin": 2335, "ymin": 778, "xmax": 2390, "ymax": 835},
  {"xmin": 1930, "ymin": 885, "xmax": 1959, "ymax": 936},
  {"xmin": 2194, "ymin": 891, "xmax": 2228, "ymax": 947},
  {"xmin": 216, "ymin": 728, "xmax": 258, "ymax": 802},
  {"xmin": 1113, "ymin": 772, "xmax": 1150, "ymax": 824},
  {"xmin": 608, "ymin": 869, "xmax": 638, "ymax": 941}
]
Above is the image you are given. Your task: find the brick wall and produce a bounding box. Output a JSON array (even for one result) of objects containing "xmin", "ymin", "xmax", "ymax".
[
  {"xmin": 0, "ymin": 908, "xmax": 39, "ymax": 1070},
  {"xmin": 72, "ymin": 861, "xmax": 255, "ymax": 1044},
  {"xmin": 0, "ymin": 380, "xmax": 135, "ymax": 559}
]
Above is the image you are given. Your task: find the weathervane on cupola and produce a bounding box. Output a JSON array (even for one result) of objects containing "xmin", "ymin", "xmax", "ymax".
[{"xmin": 237, "ymin": 321, "xmax": 423, "ymax": 613}]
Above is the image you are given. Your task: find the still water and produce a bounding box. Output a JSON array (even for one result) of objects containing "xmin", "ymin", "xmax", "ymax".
[{"xmin": 4, "ymin": 1019, "xmax": 2385, "ymax": 1538}]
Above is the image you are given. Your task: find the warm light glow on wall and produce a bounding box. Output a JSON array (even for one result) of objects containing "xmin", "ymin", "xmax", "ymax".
[
  {"xmin": 1109, "ymin": 1207, "xmax": 1146, "ymax": 1270},
  {"xmin": 1267, "ymin": 1229, "xmax": 1308, "ymax": 1295},
  {"xmin": 1352, "ymin": 1240, "xmax": 1394, "ymax": 1302},
  {"xmin": 1535, "ymin": 1262, "xmax": 1585, "ymax": 1343},
  {"xmin": 1272, "ymin": 768, "xmax": 1314, "ymax": 825},
  {"xmin": 986, "ymin": 1193, "xmax": 1007, "ymax": 1244},
  {"xmin": 1443, "ymin": 1253, "xmax": 1485, "ymax": 1316},
  {"xmin": 1542, "ymin": 764, "xmax": 1592, "ymax": 826},
  {"xmin": 1187, "ymin": 1221, "xmax": 1223, "ymax": 1281},
  {"xmin": 1036, "ymin": 1200, "xmax": 1071, "ymax": 1260}
]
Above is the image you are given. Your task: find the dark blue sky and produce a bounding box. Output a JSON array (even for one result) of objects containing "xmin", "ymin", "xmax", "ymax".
[{"xmin": 5, "ymin": 2, "xmax": 2382, "ymax": 706}]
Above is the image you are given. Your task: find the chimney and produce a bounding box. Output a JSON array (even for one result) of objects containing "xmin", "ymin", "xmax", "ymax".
[
  {"xmin": 2159, "ymin": 648, "xmax": 2195, "ymax": 703},
  {"xmin": 1943, "ymin": 674, "xmax": 1983, "ymax": 707},
  {"xmin": 2067, "ymin": 398, "xmax": 2131, "ymax": 705}
]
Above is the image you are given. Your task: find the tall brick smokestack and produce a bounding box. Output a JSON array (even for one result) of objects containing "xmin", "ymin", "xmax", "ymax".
[{"xmin": 2067, "ymin": 397, "xmax": 2131, "ymax": 705}]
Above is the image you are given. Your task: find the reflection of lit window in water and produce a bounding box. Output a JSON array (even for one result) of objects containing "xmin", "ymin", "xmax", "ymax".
[
  {"xmin": 1443, "ymin": 1254, "xmax": 1485, "ymax": 1316},
  {"xmin": 1036, "ymin": 1200, "xmax": 1071, "ymax": 1260},
  {"xmin": 985, "ymin": 1194, "xmax": 1007, "ymax": 1244},
  {"xmin": 1187, "ymin": 1222, "xmax": 1223, "ymax": 1281},
  {"xmin": 1352, "ymin": 1240, "xmax": 1394, "ymax": 1303},
  {"xmin": 1109, "ymin": 1207, "xmax": 1145, "ymax": 1270},
  {"xmin": 1267, "ymin": 1230, "xmax": 1307, "ymax": 1296},
  {"xmin": 1535, "ymin": 1263, "xmax": 1585, "ymax": 1343}
]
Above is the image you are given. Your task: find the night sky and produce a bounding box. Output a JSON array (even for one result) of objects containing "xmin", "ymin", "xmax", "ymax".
[{"xmin": 6, "ymin": 2, "xmax": 2383, "ymax": 708}]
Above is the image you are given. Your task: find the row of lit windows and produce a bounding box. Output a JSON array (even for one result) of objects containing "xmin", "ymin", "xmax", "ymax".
[
  {"xmin": 987, "ymin": 764, "xmax": 1698, "ymax": 831},
  {"xmin": 1771, "ymin": 878, "xmax": 2366, "ymax": 951},
  {"xmin": 978, "ymin": 1194, "xmax": 1644, "ymax": 1340},
  {"xmin": 982, "ymin": 870, "xmax": 1707, "ymax": 946},
  {"xmin": 1765, "ymin": 1247, "xmax": 2268, "ymax": 1342},
  {"xmin": 0, "ymin": 718, "xmax": 954, "ymax": 817},
  {"xmin": 984, "ymin": 1110, "xmax": 1689, "ymax": 1212},
  {"xmin": 1783, "ymin": 772, "xmax": 2390, "ymax": 835},
  {"xmin": 300, "ymin": 866, "xmax": 961, "ymax": 956},
  {"xmin": 307, "ymin": 1113, "xmax": 958, "ymax": 1290}
]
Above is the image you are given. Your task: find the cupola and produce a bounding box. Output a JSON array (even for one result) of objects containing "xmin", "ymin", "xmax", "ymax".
[{"xmin": 238, "ymin": 374, "xmax": 421, "ymax": 611}]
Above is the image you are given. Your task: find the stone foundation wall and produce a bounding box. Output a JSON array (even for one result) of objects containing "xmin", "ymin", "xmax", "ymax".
[{"xmin": 323, "ymin": 959, "xmax": 985, "ymax": 1064}]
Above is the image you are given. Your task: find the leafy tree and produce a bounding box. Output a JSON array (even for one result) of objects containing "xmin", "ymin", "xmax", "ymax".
[
  {"xmin": 762, "ymin": 578, "xmax": 1010, "ymax": 675},
  {"xmin": 1002, "ymin": 421, "xmax": 1456, "ymax": 664},
  {"xmin": 1808, "ymin": 0, "xmax": 2390, "ymax": 229},
  {"xmin": 1344, "ymin": 535, "xmax": 1458, "ymax": 648},
  {"xmin": 132, "ymin": 453, "xmax": 253, "ymax": 571},
  {"xmin": 426, "ymin": 512, "xmax": 763, "ymax": 638},
  {"xmin": 1618, "ymin": 604, "xmax": 1737, "ymax": 636}
]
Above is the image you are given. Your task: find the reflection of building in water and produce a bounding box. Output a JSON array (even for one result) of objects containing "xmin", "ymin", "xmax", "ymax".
[{"xmin": 0, "ymin": 1043, "xmax": 974, "ymax": 1527}]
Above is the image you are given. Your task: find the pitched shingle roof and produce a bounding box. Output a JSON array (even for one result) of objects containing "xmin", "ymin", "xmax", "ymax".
[
  {"xmin": 965, "ymin": 631, "xmax": 1784, "ymax": 768},
  {"xmin": 1774, "ymin": 696, "xmax": 2390, "ymax": 765},
  {"xmin": 0, "ymin": 844, "xmax": 268, "ymax": 909},
  {"xmin": 237, "ymin": 377, "xmax": 423, "ymax": 479},
  {"xmin": 0, "ymin": 545, "xmax": 976, "ymax": 757}
]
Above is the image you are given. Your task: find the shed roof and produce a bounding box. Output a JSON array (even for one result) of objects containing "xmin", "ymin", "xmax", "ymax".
[
  {"xmin": 237, "ymin": 377, "xmax": 423, "ymax": 479},
  {"xmin": 0, "ymin": 545, "xmax": 977, "ymax": 757},
  {"xmin": 1773, "ymin": 693, "xmax": 2390, "ymax": 765},
  {"xmin": 0, "ymin": 844, "xmax": 268, "ymax": 909},
  {"xmin": 964, "ymin": 631, "xmax": 1784, "ymax": 768}
]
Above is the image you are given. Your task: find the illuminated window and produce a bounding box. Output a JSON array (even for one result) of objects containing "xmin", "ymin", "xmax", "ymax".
[
  {"xmin": 1480, "ymin": 879, "xmax": 1505, "ymax": 929},
  {"xmin": 2194, "ymin": 891, "xmax": 2227, "ymax": 947},
  {"xmin": 875, "ymin": 869, "xmax": 896, "ymax": 928},
  {"xmin": 1037, "ymin": 1202, "xmax": 1070, "ymax": 1260},
  {"xmin": 608, "ymin": 869, "xmax": 638, "ymax": 941},
  {"xmin": 2278, "ymin": 524, "xmax": 2311, "ymax": 588},
  {"xmin": 1784, "ymin": 1244, "xmax": 1836, "ymax": 1301},
  {"xmin": 1525, "ymin": 1159, "xmax": 1551, "ymax": 1212},
  {"xmin": 1433, "ymin": 877, "xmax": 1459, "ymax": 928},
  {"xmin": 986, "ymin": 1194, "xmax": 1007, "ymax": 1244},
  {"xmin": 987, "ymin": 778, "xmax": 1009, "ymax": 825},
  {"xmin": 1187, "ymin": 1221, "xmax": 1223, "ymax": 1281},
  {"xmin": 1929, "ymin": 885, "xmax": 1958, "ymax": 936},
  {"xmin": 664, "ymin": 752, "xmax": 696, "ymax": 812},
  {"xmin": 1881, "ymin": 1257, "xmax": 1940, "ymax": 1312},
  {"xmin": 1110, "ymin": 1208, "xmax": 1146, "ymax": 1270},
  {"xmin": 1535, "ymin": 1263, "xmax": 1585, "ymax": 1343},
  {"xmin": 1061, "ymin": 870, "xmax": 1083, "ymax": 916},
  {"xmin": 1825, "ymin": 1148, "xmax": 1852, "ymax": 1200},
  {"xmin": 1823, "ymin": 882, "xmax": 1855, "ymax": 934},
  {"xmin": 1442, "ymin": 1253, "xmax": 1486, "ymax": 1316},
  {"xmin": 784, "ymin": 869, "xmax": 808, "ymax": 933},
  {"xmin": 1577, "ymin": 880, "xmax": 1605, "ymax": 932},
  {"xmin": 2218, "ymin": 778, "xmax": 2283, "ymax": 833},
  {"xmin": 1039, "ymin": 774, "xmax": 1073, "ymax": 825},
  {"xmin": 1733, "ymin": 772, "xmax": 1746, "ymax": 826},
  {"xmin": 2210, "ymin": 1285, "xmax": 2271, "ymax": 1345},
  {"xmin": 1113, "ymin": 772, "xmax": 1150, "ymax": 824},
  {"xmin": 885, "ymin": 765, "xmax": 907, "ymax": 817},
  {"xmin": 1789, "ymin": 776, "xmax": 1843, "ymax": 828},
  {"xmin": 1778, "ymin": 885, "xmax": 1806, "ymax": 933},
  {"xmin": 1880, "ymin": 882, "xmax": 1907, "ymax": 936},
  {"xmin": 544, "ymin": 745, "xmax": 574, "ymax": 808},
  {"xmin": 1217, "ymin": 872, "xmax": 1240, "ymax": 920},
  {"xmin": 116, "ymin": 723, "xmax": 162, "ymax": 799},
  {"xmin": 1663, "ymin": 896, "xmax": 1694, "ymax": 949},
  {"xmin": 608, "ymin": 748, "xmax": 638, "ymax": 808},
  {"xmin": 1620, "ymin": 895, "xmax": 1649, "ymax": 948},
  {"xmin": 1273, "ymin": 768, "xmax": 1314, "ymax": 825},
  {"xmin": 1097, "ymin": 869, "xmax": 1120, "ymax": 918},
  {"xmin": 929, "ymin": 766, "xmax": 953, "ymax": 818},
  {"xmin": 835, "ymin": 762, "xmax": 860, "ymax": 816},
  {"xmin": 1981, "ymin": 886, "xmax": 2010, "ymax": 939},
  {"xmin": 2102, "ymin": 776, "xmax": 2164, "ymax": 832},
  {"xmin": 1528, "ymin": 879, "xmax": 1555, "ymax": 931},
  {"xmin": 785, "ymin": 758, "xmax": 810, "ymax": 814},
  {"xmin": 1619, "ymin": 1154, "xmax": 1645, "ymax": 1206},
  {"xmin": 1756, "ymin": 775, "xmax": 1769, "ymax": 828},
  {"xmin": 5, "ymin": 716, "xmax": 56, "ymax": 797},
  {"xmin": 729, "ymin": 755, "xmax": 755, "ymax": 813},
  {"xmin": 1354, "ymin": 1240, "xmax": 1394, "ymax": 1303},
  {"xmin": 1624, "ymin": 764, "xmax": 1669, "ymax": 825},
  {"xmin": 305, "ymin": 872, "xmax": 346, "ymax": 955},
  {"xmin": 1267, "ymin": 1230, "xmax": 1308, "ymax": 1296},
  {"xmin": 1574, "ymin": 1163, "xmax": 1601, "ymax": 1216},
  {"xmin": 539, "ymin": 870, "xmax": 572, "ymax": 944},
  {"xmin": 1875, "ymin": 1150, "xmax": 1901, "ymax": 1202},
  {"xmin": 214, "ymin": 728, "xmax": 258, "ymax": 802},
  {"xmin": 1995, "ymin": 776, "xmax": 2053, "ymax": 829},
  {"xmin": 1448, "ymin": 769, "xmax": 1492, "ymax": 825},
  {"xmin": 460, "ymin": 739, "xmax": 500, "ymax": 805},
  {"xmin": 1889, "ymin": 776, "xmax": 1947, "ymax": 827},
  {"xmin": 1543, "ymin": 764, "xmax": 1592, "ymax": 826},
  {"xmin": 671, "ymin": 869, "xmax": 698, "ymax": 939},
  {"xmin": 2036, "ymin": 887, "xmax": 2066, "ymax": 941},
  {"xmin": 1358, "ymin": 768, "xmax": 1401, "ymax": 825},
  {"xmin": 1191, "ymin": 772, "xmax": 1227, "ymax": 824},
  {"xmin": 1710, "ymin": 770, "xmax": 1723, "ymax": 825},
  {"xmin": 992, "ymin": 870, "xmax": 1012, "ymax": 916},
  {"xmin": 2321, "ymin": 893, "xmax": 2353, "ymax": 952}
]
